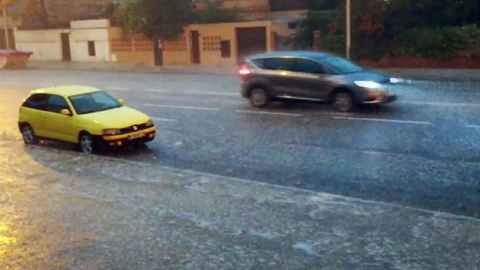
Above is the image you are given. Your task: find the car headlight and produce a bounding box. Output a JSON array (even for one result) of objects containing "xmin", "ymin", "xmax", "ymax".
[
  {"xmin": 103, "ymin": 129, "xmax": 121, "ymax": 136},
  {"xmin": 145, "ymin": 119, "xmax": 155, "ymax": 127},
  {"xmin": 389, "ymin": 77, "xmax": 403, "ymax": 84},
  {"xmin": 354, "ymin": 81, "xmax": 382, "ymax": 89}
]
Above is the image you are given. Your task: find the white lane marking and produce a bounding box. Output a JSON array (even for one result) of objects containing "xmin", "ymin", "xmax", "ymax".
[
  {"xmin": 144, "ymin": 104, "xmax": 219, "ymax": 111},
  {"xmin": 151, "ymin": 117, "xmax": 178, "ymax": 122},
  {"xmin": 237, "ymin": 110, "xmax": 303, "ymax": 117},
  {"xmin": 146, "ymin": 88, "xmax": 171, "ymax": 93},
  {"xmin": 108, "ymin": 87, "xmax": 128, "ymax": 91},
  {"xmin": 182, "ymin": 90, "xmax": 239, "ymax": 96},
  {"xmin": 332, "ymin": 116, "xmax": 431, "ymax": 125},
  {"xmin": 466, "ymin": 125, "xmax": 480, "ymax": 129},
  {"xmin": 146, "ymin": 89, "xmax": 238, "ymax": 96},
  {"xmin": 399, "ymin": 101, "xmax": 480, "ymax": 107}
]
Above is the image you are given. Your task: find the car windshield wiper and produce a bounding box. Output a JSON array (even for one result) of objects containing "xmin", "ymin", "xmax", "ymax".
[{"xmin": 78, "ymin": 106, "xmax": 118, "ymax": 114}]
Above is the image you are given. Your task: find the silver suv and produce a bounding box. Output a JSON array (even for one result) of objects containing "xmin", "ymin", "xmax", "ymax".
[{"xmin": 240, "ymin": 51, "xmax": 397, "ymax": 112}]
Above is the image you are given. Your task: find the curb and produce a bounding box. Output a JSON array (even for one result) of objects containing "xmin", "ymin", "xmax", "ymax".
[{"xmin": 24, "ymin": 64, "xmax": 480, "ymax": 82}]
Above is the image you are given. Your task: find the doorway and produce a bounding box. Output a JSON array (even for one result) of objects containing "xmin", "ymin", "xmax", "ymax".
[{"xmin": 60, "ymin": 33, "xmax": 71, "ymax": 61}]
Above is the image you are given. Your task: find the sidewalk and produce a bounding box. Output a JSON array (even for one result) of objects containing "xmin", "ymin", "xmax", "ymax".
[
  {"xmin": 26, "ymin": 60, "xmax": 480, "ymax": 82},
  {"xmin": 0, "ymin": 136, "xmax": 479, "ymax": 268}
]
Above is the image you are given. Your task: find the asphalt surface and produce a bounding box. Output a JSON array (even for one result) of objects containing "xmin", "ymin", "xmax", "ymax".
[{"xmin": 1, "ymin": 69, "xmax": 480, "ymax": 218}]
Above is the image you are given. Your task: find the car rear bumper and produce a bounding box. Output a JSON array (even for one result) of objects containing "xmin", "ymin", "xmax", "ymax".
[{"xmin": 101, "ymin": 127, "xmax": 156, "ymax": 148}]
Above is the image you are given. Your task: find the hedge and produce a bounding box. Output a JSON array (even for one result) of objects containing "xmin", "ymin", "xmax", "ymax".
[{"xmin": 387, "ymin": 25, "xmax": 480, "ymax": 59}]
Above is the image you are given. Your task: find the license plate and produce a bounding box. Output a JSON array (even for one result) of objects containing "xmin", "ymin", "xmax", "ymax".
[{"xmin": 128, "ymin": 133, "xmax": 145, "ymax": 140}]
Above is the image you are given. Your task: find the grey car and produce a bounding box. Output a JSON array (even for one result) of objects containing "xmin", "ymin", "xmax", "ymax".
[{"xmin": 239, "ymin": 51, "xmax": 398, "ymax": 112}]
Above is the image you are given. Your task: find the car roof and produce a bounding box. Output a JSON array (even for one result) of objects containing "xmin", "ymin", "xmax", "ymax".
[
  {"xmin": 30, "ymin": 85, "xmax": 102, "ymax": 97},
  {"xmin": 246, "ymin": 51, "xmax": 335, "ymax": 60}
]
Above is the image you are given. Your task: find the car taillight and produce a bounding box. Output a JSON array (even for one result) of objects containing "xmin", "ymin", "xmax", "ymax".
[{"xmin": 239, "ymin": 64, "xmax": 252, "ymax": 76}]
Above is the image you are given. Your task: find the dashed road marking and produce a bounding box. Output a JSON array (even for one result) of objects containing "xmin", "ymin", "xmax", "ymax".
[
  {"xmin": 108, "ymin": 86, "xmax": 128, "ymax": 91},
  {"xmin": 146, "ymin": 88, "xmax": 171, "ymax": 93},
  {"xmin": 144, "ymin": 104, "xmax": 219, "ymax": 111},
  {"xmin": 399, "ymin": 101, "xmax": 480, "ymax": 107},
  {"xmin": 332, "ymin": 116, "xmax": 431, "ymax": 125},
  {"xmin": 182, "ymin": 90, "xmax": 239, "ymax": 96},
  {"xmin": 151, "ymin": 117, "xmax": 178, "ymax": 122},
  {"xmin": 237, "ymin": 110, "xmax": 303, "ymax": 117}
]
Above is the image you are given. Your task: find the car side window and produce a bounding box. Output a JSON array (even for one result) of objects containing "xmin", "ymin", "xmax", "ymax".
[
  {"xmin": 23, "ymin": 94, "xmax": 49, "ymax": 110},
  {"xmin": 47, "ymin": 95, "xmax": 70, "ymax": 113},
  {"xmin": 253, "ymin": 58, "xmax": 295, "ymax": 71},
  {"xmin": 293, "ymin": 59, "xmax": 324, "ymax": 74}
]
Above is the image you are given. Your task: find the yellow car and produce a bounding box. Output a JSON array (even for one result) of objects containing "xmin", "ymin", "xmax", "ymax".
[{"xmin": 18, "ymin": 86, "xmax": 157, "ymax": 154}]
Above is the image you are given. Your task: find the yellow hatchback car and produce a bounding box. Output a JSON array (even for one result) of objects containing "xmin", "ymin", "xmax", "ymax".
[{"xmin": 18, "ymin": 86, "xmax": 157, "ymax": 154}]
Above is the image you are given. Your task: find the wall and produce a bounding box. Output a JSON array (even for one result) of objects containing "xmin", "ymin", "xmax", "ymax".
[
  {"xmin": 15, "ymin": 19, "xmax": 113, "ymax": 62},
  {"xmin": 70, "ymin": 20, "xmax": 111, "ymax": 62},
  {"xmin": 15, "ymin": 29, "xmax": 69, "ymax": 61},
  {"xmin": 168, "ymin": 21, "xmax": 274, "ymax": 66},
  {"xmin": 108, "ymin": 27, "xmax": 154, "ymax": 66}
]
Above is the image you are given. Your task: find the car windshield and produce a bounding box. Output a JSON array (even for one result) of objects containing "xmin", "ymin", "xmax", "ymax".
[
  {"xmin": 69, "ymin": 91, "xmax": 121, "ymax": 114},
  {"xmin": 319, "ymin": 56, "xmax": 364, "ymax": 74}
]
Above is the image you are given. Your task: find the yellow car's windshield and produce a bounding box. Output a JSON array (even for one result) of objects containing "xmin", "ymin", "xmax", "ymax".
[{"xmin": 69, "ymin": 91, "xmax": 121, "ymax": 115}]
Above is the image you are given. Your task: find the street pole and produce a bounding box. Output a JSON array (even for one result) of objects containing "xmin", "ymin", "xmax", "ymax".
[
  {"xmin": 346, "ymin": 0, "xmax": 351, "ymax": 59},
  {"xmin": 2, "ymin": 0, "xmax": 10, "ymax": 50}
]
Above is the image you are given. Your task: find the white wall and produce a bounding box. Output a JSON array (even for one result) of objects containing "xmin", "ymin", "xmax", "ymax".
[
  {"xmin": 70, "ymin": 28, "xmax": 111, "ymax": 62},
  {"xmin": 15, "ymin": 19, "xmax": 113, "ymax": 62},
  {"xmin": 15, "ymin": 29, "xmax": 69, "ymax": 61}
]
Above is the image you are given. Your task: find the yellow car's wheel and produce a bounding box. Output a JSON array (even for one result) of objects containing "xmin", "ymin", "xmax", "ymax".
[
  {"xmin": 21, "ymin": 124, "xmax": 37, "ymax": 145},
  {"xmin": 79, "ymin": 132, "xmax": 95, "ymax": 154}
]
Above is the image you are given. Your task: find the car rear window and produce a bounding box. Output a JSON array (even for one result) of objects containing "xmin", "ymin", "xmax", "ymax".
[{"xmin": 23, "ymin": 94, "xmax": 49, "ymax": 110}]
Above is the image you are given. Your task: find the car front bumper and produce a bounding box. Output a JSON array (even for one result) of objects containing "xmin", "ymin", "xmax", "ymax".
[
  {"xmin": 361, "ymin": 93, "xmax": 397, "ymax": 104},
  {"xmin": 101, "ymin": 127, "xmax": 157, "ymax": 148}
]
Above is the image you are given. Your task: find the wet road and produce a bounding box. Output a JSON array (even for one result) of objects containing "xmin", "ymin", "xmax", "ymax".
[{"xmin": 1, "ymin": 70, "xmax": 480, "ymax": 217}]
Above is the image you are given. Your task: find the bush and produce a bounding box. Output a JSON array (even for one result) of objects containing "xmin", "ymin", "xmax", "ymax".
[
  {"xmin": 190, "ymin": 0, "xmax": 243, "ymax": 24},
  {"xmin": 293, "ymin": 10, "xmax": 340, "ymax": 49},
  {"xmin": 387, "ymin": 25, "xmax": 480, "ymax": 59}
]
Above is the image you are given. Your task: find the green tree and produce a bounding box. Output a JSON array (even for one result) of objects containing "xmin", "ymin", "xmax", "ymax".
[
  {"xmin": 22, "ymin": 0, "xmax": 41, "ymax": 23},
  {"xmin": 114, "ymin": 0, "xmax": 192, "ymax": 40},
  {"xmin": 191, "ymin": 0, "xmax": 242, "ymax": 24}
]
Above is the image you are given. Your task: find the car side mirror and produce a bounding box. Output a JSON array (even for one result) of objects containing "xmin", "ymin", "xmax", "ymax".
[
  {"xmin": 118, "ymin": 98, "xmax": 125, "ymax": 105},
  {"xmin": 61, "ymin": 109, "xmax": 72, "ymax": 116}
]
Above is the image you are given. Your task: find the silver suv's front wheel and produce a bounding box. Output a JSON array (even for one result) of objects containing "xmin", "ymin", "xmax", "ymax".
[
  {"xmin": 249, "ymin": 88, "xmax": 270, "ymax": 108},
  {"xmin": 332, "ymin": 92, "xmax": 356, "ymax": 112}
]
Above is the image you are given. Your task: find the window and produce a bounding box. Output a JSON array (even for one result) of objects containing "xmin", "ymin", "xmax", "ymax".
[
  {"xmin": 47, "ymin": 95, "xmax": 70, "ymax": 113},
  {"xmin": 318, "ymin": 56, "xmax": 363, "ymax": 74},
  {"xmin": 23, "ymin": 94, "xmax": 49, "ymax": 110},
  {"xmin": 69, "ymin": 91, "xmax": 121, "ymax": 115},
  {"xmin": 253, "ymin": 57, "xmax": 295, "ymax": 71},
  {"xmin": 292, "ymin": 59, "xmax": 324, "ymax": 74},
  {"xmin": 220, "ymin": 40, "xmax": 231, "ymax": 58},
  {"xmin": 88, "ymin": 41, "xmax": 96, "ymax": 56}
]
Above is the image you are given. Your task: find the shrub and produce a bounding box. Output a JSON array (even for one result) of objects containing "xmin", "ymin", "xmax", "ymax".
[{"xmin": 387, "ymin": 25, "xmax": 480, "ymax": 59}]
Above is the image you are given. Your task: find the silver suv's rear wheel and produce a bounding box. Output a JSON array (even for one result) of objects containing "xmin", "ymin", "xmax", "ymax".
[
  {"xmin": 332, "ymin": 92, "xmax": 356, "ymax": 112},
  {"xmin": 249, "ymin": 88, "xmax": 270, "ymax": 108}
]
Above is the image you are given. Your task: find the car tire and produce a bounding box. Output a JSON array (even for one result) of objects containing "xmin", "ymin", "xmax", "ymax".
[
  {"xmin": 21, "ymin": 124, "xmax": 37, "ymax": 145},
  {"xmin": 249, "ymin": 87, "xmax": 271, "ymax": 108},
  {"xmin": 79, "ymin": 132, "xmax": 96, "ymax": 154},
  {"xmin": 332, "ymin": 91, "xmax": 356, "ymax": 112}
]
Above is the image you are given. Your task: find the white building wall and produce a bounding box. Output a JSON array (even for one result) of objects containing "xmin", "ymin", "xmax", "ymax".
[
  {"xmin": 14, "ymin": 29, "xmax": 69, "ymax": 61},
  {"xmin": 70, "ymin": 28, "xmax": 111, "ymax": 62},
  {"xmin": 15, "ymin": 19, "xmax": 113, "ymax": 62}
]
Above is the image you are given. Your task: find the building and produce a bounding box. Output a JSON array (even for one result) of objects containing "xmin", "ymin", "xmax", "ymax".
[
  {"xmin": 13, "ymin": 0, "xmax": 310, "ymax": 66},
  {"xmin": 192, "ymin": 0, "xmax": 309, "ymax": 20},
  {"xmin": 17, "ymin": 0, "xmax": 112, "ymax": 29}
]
